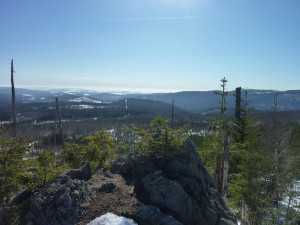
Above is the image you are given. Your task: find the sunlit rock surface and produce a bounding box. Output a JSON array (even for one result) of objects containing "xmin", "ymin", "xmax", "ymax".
[{"xmin": 111, "ymin": 139, "xmax": 237, "ymax": 225}]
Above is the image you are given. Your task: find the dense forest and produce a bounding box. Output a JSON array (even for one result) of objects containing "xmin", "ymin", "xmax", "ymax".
[{"xmin": 1, "ymin": 78, "xmax": 300, "ymax": 224}]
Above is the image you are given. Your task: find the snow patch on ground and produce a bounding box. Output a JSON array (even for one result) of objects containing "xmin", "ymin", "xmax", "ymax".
[
  {"xmin": 87, "ymin": 213, "xmax": 137, "ymax": 225},
  {"xmin": 0, "ymin": 121, "xmax": 12, "ymax": 124},
  {"xmin": 281, "ymin": 180, "xmax": 300, "ymax": 212},
  {"xmin": 189, "ymin": 129, "xmax": 207, "ymax": 136},
  {"xmin": 106, "ymin": 129, "xmax": 116, "ymax": 136}
]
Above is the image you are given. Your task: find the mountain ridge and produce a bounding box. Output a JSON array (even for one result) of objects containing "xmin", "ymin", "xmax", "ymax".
[{"xmin": 1, "ymin": 87, "xmax": 300, "ymax": 113}]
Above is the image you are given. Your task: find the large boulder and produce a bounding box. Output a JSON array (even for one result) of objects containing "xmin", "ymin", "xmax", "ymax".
[
  {"xmin": 138, "ymin": 205, "xmax": 183, "ymax": 225},
  {"xmin": 59, "ymin": 163, "xmax": 92, "ymax": 181},
  {"xmin": 22, "ymin": 163, "xmax": 98, "ymax": 225},
  {"xmin": 111, "ymin": 140, "xmax": 237, "ymax": 225}
]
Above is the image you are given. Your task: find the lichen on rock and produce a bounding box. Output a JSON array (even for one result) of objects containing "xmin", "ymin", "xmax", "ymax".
[{"xmin": 22, "ymin": 163, "xmax": 98, "ymax": 225}]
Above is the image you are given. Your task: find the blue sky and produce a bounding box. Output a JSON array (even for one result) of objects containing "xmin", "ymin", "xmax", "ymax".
[{"xmin": 0, "ymin": 0, "xmax": 299, "ymax": 93}]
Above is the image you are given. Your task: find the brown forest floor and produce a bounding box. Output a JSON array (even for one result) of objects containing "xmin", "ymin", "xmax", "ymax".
[{"xmin": 76, "ymin": 173, "xmax": 143, "ymax": 225}]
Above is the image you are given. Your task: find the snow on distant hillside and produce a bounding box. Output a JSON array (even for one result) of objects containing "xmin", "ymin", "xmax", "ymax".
[
  {"xmin": 63, "ymin": 91, "xmax": 78, "ymax": 95},
  {"xmin": 68, "ymin": 97, "xmax": 102, "ymax": 103},
  {"xmin": 21, "ymin": 94, "xmax": 35, "ymax": 101}
]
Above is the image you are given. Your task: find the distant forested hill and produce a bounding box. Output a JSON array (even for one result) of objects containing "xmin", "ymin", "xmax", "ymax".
[{"xmin": 1, "ymin": 87, "xmax": 300, "ymax": 113}]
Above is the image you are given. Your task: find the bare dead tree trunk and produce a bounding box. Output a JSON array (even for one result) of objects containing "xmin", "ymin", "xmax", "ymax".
[
  {"xmin": 214, "ymin": 151, "xmax": 223, "ymax": 194},
  {"xmin": 214, "ymin": 77, "xmax": 230, "ymax": 196},
  {"xmin": 11, "ymin": 59, "xmax": 16, "ymax": 137},
  {"xmin": 235, "ymin": 87, "xmax": 241, "ymax": 121},
  {"xmin": 222, "ymin": 130, "xmax": 230, "ymax": 200},
  {"xmin": 55, "ymin": 97, "xmax": 63, "ymax": 146},
  {"xmin": 54, "ymin": 107, "xmax": 57, "ymax": 149},
  {"xmin": 171, "ymin": 98, "xmax": 174, "ymax": 129},
  {"xmin": 273, "ymin": 93, "xmax": 280, "ymax": 204}
]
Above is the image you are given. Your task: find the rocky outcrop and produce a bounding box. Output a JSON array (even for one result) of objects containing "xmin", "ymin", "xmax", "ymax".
[
  {"xmin": 21, "ymin": 163, "xmax": 98, "ymax": 225},
  {"xmin": 138, "ymin": 205, "xmax": 183, "ymax": 225},
  {"xmin": 111, "ymin": 139, "xmax": 237, "ymax": 225},
  {"xmin": 9, "ymin": 139, "xmax": 237, "ymax": 225}
]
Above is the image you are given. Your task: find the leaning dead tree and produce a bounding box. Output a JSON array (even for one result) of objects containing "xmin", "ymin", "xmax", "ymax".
[
  {"xmin": 55, "ymin": 97, "xmax": 64, "ymax": 146},
  {"xmin": 11, "ymin": 59, "xmax": 16, "ymax": 137}
]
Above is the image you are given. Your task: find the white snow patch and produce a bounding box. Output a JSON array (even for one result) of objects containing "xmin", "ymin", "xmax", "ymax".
[
  {"xmin": 87, "ymin": 212, "xmax": 137, "ymax": 225},
  {"xmin": 21, "ymin": 94, "xmax": 35, "ymax": 101},
  {"xmin": 33, "ymin": 120, "xmax": 55, "ymax": 125},
  {"xmin": 106, "ymin": 129, "xmax": 116, "ymax": 136},
  {"xmin": 69, "ymin": 105, "xmax": 95, "ymax": 109},
  {"xmin": 202, "ymin": 109, "xmax": 219, "ymax": 115},
  {"xmin": 281, "ymin": 180, "xmax": 300, "ymax": 212},
  {"xmin": 63, "ymin": 91, "xmax": 78, "ymax": 95},
  {"xmin": 189, "ymin": 129, "xmax": 206, "ymax": 136},
  {"xmin": 0, "ymin": 121, "xmax": 12, "ymax": 124},
  {"xmin": 68, "ymin": 97, "xmax": 102, "ymax": 103}
]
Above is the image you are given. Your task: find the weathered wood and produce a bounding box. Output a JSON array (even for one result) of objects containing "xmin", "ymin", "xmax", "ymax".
[
  {"xmin": 222, "ymin": 130, "xmax": 230, "ymax": 200},
  {"xmin": 214, "ymin": 151, "xmax": 223, "ymax": 194}
]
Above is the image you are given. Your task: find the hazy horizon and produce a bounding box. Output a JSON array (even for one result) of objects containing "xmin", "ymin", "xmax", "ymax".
[{"xmin": 0, "ymin": 85, "xmax": 297, "ymax": 95}]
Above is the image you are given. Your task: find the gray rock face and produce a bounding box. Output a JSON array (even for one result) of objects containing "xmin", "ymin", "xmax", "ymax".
[
  {"xmin": 138, "ymin": 205, "xmax": 183, "ymax": 225},
  {"xmin": 111, "ymin": 140, "xmax": 237, "ymax": 225},
  {"xmin": 60, "ymin": 163, "xmax": 92, "ymax": 181},
  {"xmin": 22, "ymin": 163, "xmax": 98, "ymax": 225}
]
